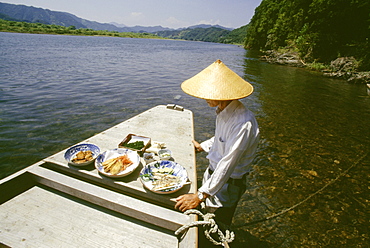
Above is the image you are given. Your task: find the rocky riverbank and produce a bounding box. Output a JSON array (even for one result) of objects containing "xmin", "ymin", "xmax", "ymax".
[{"xmin": 261, "ymin": 50, "xmax": 370, "ymax": 84}]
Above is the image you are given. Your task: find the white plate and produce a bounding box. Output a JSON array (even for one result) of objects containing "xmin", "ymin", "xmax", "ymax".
[
  {"xmin": 95, "ymin": 148, "xmax": 140, "ymax": 178},
  {"xmin": 140, "ymin": 160, "xmax": 189, "ymax": 194}
]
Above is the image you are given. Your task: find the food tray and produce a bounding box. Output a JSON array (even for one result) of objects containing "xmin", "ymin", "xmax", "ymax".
[{"xmin": 118, "ymin": 133, "xmax": 151, "ymax": 154}]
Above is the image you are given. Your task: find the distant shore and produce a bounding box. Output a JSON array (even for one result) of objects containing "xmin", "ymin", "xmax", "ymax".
[{"xmin": 0, "ymin": 19, "xmax": 163, "ymax": 40}]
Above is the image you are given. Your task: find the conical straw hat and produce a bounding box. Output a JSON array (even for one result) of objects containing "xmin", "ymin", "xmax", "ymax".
[{"xmin": 181, "ymin": 59, "xmax": 253, "ymax": 100}]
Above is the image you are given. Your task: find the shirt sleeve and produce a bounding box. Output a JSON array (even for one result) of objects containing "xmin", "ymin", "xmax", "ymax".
[
  {"xmin": 199, "ymin": 121, "xmax": 254, "ymax": 196},
  {"xmin": 200, "ymin": 137, "xmax": 214, "ymax": 153}
]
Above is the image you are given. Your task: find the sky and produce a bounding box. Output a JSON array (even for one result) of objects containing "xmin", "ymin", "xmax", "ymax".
[{"xmin": 0, "ymin": 0, "xmax": 263, "ymax": 29}]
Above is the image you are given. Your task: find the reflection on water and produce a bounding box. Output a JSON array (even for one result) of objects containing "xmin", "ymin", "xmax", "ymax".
[
  {"xmin": 0, "ymin": 33, "xmax": 369, "ymax": 247},
  {"xmin": 230, "ymin": 50, "xmax": 370, "ymax": 247}
]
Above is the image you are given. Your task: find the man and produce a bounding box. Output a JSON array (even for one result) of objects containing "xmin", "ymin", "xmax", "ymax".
[{"xmin": 175, "ymin": 60, "xmax": 260, "ymax": 227}]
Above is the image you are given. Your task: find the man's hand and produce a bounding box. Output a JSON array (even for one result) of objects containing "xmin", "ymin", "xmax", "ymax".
[
  {"xmin": 192, "ymin": 140, "xmax": 204, "ymax": 153},
  {"xmin": 175, "ymin": 193, "xmax": 201, "ymax": 212}
]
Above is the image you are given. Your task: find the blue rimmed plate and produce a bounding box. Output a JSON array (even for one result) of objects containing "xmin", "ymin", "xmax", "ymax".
[
  {"xmin": 95, "ymin": 148, "xmax": 140, "ymax": 178},
  {"xmin": 64, "ymin": 143, "xmax": 100, "ymax": 167},
  {"xmin": 140, "ymin": 160, "xmax": 189, "ymax": 194}
]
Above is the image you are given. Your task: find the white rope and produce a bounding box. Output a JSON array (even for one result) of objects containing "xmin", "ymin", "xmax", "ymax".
[{"xmin": 175, "ymin": 209, "xmax": 235, "ymax": 247}]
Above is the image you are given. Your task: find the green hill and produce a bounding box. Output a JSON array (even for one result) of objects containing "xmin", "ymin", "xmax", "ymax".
[
  {"xmin": 219, "ymin": 25, "xmax": 248, "ymax": 44},
  {"xmin": 0, "ymin": 19, "xmax": 161, "ymax": 39},
  {"xmin": 155, "ymin": 27, "xmax": 230, "ymax": 43},
  {"xmin": 245, "ymin": 0, "xmax": 370, "ymax": 71},
  {"xmin": 155, "ymin": 26, "xmax": 248, "ymax": 45},
  {"xmin": 0, "ymin": 2, "xmax": 247, "ymax": 44},
  {"xmin": 0, "ymin": 2, "xmax": 171, "ymax": 33}
]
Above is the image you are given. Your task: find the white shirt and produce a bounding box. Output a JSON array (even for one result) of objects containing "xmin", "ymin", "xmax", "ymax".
[{"xmin": 198, "ymin": 100, "xmax": 259, "ymax": 207}]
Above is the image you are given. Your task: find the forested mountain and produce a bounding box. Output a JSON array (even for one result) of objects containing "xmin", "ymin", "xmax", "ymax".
[
  {"xmin": 245, "ymin": 0, "xmax": 370, "ymax": 70},
  {"xmin": 0, "ymin": 2, "xmax": 245, "ymax": 44},
  {"xmin": 223, "ymin": 25, "xmax": 248, "ymax": 44},
  {"xmin": 185, "ymin": 24, "xmax": 233, "ymax": 31},
  {"xmin": 0, "ymin": 2, "xmax": 171, "ymax": 33},
  {"xmin": 155, "ymin": 25, "xmax": 247, "ymax": 44},
  {"xmin": 0, "ymin": 18, "xmax": 162, "ymax": 39},
  {"xmin": 155, "ymin": 27, "xmax": 230, "ymax": 43},
  {"xmin": 0, "ymin": 2, "xmax": 233, "ymax": 34}
]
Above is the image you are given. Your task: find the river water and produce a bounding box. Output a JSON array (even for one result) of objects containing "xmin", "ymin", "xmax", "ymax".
[{"xmin": 1, "ymin": 32, "xmax": 369, "ymax": 247}]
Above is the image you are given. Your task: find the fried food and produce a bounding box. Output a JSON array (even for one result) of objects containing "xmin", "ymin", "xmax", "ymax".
[
  {"xmin": 102, "ymin": 155, "xmax": 133, "ymax": 175},
  {"xmin": 72, "ymin": 150, "xmax": 94, "ymax": 163}
]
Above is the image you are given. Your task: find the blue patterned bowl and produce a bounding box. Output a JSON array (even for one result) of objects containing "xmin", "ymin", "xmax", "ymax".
[
  {"xmin": 140, "ymin": 160, "xmax": 189, "ymax": 194},
  {"xmin": 64, "ymin": 143, "xmax": 100, "ymax": 166}
]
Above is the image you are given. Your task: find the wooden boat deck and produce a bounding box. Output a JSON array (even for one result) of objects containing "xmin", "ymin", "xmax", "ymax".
[{"xmin": 0, "ymin": 105, "xmax": 198, "ymax": 248}]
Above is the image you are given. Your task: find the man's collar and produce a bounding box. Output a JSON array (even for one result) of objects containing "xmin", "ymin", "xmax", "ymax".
[{"xmin": 216, "ymin": 100, "xmax": 238, "ymax": 115}]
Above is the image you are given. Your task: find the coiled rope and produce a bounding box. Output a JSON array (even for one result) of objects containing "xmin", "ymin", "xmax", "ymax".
[
  {"xmin": 175, "ymin": 209, "xmax": 234, "ymax": 247},
  {"xmin": 175, "ymin": 152, "xmax": 368, "ymax": 245}
]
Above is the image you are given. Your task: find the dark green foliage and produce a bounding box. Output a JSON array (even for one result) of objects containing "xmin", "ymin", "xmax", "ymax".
[
  {"xmin": 155, "ymin": 27, "xmax": 231, "ymax": 43},
  {"xmin": 155, "ymin": 26, "xmax": 249, "ymax": 45},
  {"xmin": 245, "ymin": 0, "xmax": 370, "ymax": 70},
  {"xmin": 220, "ymin": 25, "xmax": 249, "ymax": 44}
]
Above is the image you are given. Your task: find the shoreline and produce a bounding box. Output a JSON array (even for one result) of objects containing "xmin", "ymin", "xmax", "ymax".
[{"xmin": 260, "ymin": 49, "xmax": 370, "ymax": 84}]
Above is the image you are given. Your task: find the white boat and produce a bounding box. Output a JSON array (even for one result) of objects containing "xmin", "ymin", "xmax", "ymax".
[{"xmin": 0, "ymin": 105, "xmax": 199, "ymax": 248}]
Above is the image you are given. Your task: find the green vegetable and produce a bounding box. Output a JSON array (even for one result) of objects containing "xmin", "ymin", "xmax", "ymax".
[
  {"xmin": 124, "ymin": 141, "xmax": 145, "ymax": 150},
  {"xmin": 140, "ymin": 173, "xmax": 152, "ymax": 181},
  {"xmin": 160, "ymin": 153, "xmax": 171, "ymax": 157}
]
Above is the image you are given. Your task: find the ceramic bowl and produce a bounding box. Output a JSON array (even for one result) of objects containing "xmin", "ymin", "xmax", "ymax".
[
  {"xmin": 140, "ymin": 160, "xmax": 189, "ymax": 194},
  {"xmin": 64, "ymin": 143, "xmax": 100, "ymax": 166},
  {"xmin": 158, "ymin": 149, "xmax": 172, "ymax": 160}
]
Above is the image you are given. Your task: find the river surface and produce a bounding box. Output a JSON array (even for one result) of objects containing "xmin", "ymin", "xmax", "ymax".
[{"xmin": 1, "ymin": 32, "xmax": 369, "ymax": 247}]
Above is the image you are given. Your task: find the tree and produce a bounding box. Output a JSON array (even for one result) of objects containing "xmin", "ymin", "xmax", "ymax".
[{"xmin": 244, "ymin": 0, "xmax": 370, "ymax": 69}]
